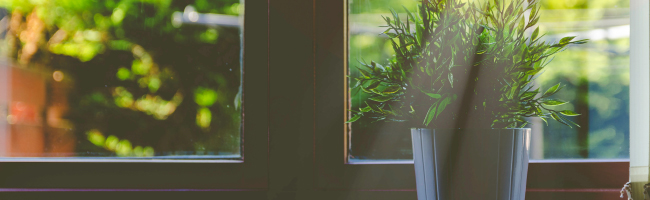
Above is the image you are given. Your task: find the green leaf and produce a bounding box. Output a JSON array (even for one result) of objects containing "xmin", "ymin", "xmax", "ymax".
[
  {"xmin": 360, "ymin": 106, "xmax": 372, "ymax": 112},
  {"xmin": 357, "ymin": 69, "xmax": 370, "ymax": 78},
  {"xmin": 559, "ymin": 114, "xmax": 581, "ymax": 127},
  {"xmin": 550, "ymin": 112, "xmax": 571, "ymax": 127},
  {"xmin": 381, "ymin": 85, "xmax": 401, "ymax": 94},
  {"xmin": 361, "ymin": 86, "xmax": 373, "ymax": 94},
  {"xmin": 365, "ymin": 81, "xmax": 381, "ymax": 90},
  {"xmin": 424, "ymin": 102, "xmax": 438, "ymax": 126},
  {"xmin": 416, "ymin": 25, "xmax": 423, "ymax": 44},
  {"xmin": 403, "ymin": 5, "xmax": 416, "ymax": 23},
  {"xmin": 435, "ymin": 97, "xmax": 453, "ymax": 118},
  {"xmin": 527, "ymin": 16, "xmax": 539, "ymax": 28},
  {"xmin": 519, "ymin": 122, "xmax": 528, "ymax": 128},
  {"xmin": 370, "ymin": 89, "xmax": 384, "ymax": 95},
  {"xmin": 531, "ymin": 27, "xmax": 539, "ymax": 41},
  {"xmin": 373, "ymin": 61, "xmax": 385, "ymax": 71},
  {"xmin": 559, "ymin": 110, "xmax": 580, "ymax": 116},
  {"xmin": 370, "ymin": 95, "xmax": 394, "ymax": 102},
  {"xmin": 520, "ymin": 91, "xmax": 537, "ymax": 100},
  {"xmin": 448, "ymin": 73, "xmax": 454, "ymax": 88},
  {"xmin": 571, "ymin": 39, "xmax": 588, "ymax": 44},
  {"xmin": 530, "ymin": 5, "xmax": 538, "ymax": 20},
  {"xmin": 542, "ymin": 83, "xmax": 562, "ymax": 98},
  {"xmin": 346, "ymin": 115, "xmax": 361, "ymax": 123},
  {"xmin": 384, "ymin": 32, "xmax": 398, "ymax": 38},
  {"xmin": 559, "ymin": 36, "xmax": 576, "ymax": 44},
  {"xmin": 539, "ymin": 116, "xmax": 548, "ymax": 125},
  {"xmin": 382, "ymin": 16, "xmax": 391, "ymax": 25},
  {"xmin": 541, "ymin": 99, "xmax": 567, "ymax": 106},
  {"xmin": 367, "ymin": 103, "xmax": 382, "ymax": 113},
  {"xmin": 517, "ymin": 16, "xmax": 525, "ymax": 32},
  {"xmin": 506, "ymin": 2, "xmax": 514, "ymax": 16},
  {"xmin": 348, "ymin": 109, "xmax": 362, "ymax": 114},
  {"xmin": 361, "ymin": 62, "xmax": 375, "ymax": 72},
  {"xmin": 425, "ymin": 93, "xmax": 442, "ymax": 99}
]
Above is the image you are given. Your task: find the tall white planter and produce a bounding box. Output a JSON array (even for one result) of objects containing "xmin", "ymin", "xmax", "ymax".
[{"xmin": 411, "ymin": 128, "xmax": 531, "ymax": 200}]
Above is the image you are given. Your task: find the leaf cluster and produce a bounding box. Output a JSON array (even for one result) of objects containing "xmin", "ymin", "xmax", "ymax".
[{"xmin": 348, "ymin": 0, "xmax": 586, "ymax": 129}]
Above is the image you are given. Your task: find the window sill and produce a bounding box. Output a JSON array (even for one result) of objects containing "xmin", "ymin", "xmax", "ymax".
[
  {"xmin": 347, "ymin": 158, "xmax": 630, "ymax": 165},
  {"xmin": 0, "ymin": 155, "xmax": 243, "ymax": 163}
]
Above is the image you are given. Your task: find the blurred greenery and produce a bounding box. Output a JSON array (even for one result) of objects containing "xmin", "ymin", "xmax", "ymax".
[
  {"xmin": 0, "ymin": 0, "xmax": 243, "ymax": 157},
  {"xmin": 87, "ymin": 129, "xmax": 154, "ymax": 157},
  {"xmin": 537, "ymin": 0, "xmax": 629, "ymax": 159},
  {"xmin": 349, "ymin": 0, "xmax": 629, "ymax": 159}
]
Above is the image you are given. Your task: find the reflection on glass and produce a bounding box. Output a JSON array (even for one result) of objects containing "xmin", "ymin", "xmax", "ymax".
[
  {"xmin": 0, "ymin": 0, "xmax": 243, "ymax": 159},
  {"xmin": 348, "ymin": 0, "xmax": 629, "ymax": 160}
]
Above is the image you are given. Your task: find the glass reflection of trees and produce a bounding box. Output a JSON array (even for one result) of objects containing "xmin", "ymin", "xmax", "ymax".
[{"xmin": 1, "ymin": 0, "xmax": 243, "ymax": 157}]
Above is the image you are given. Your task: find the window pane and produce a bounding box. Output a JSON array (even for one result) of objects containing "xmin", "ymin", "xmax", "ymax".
[
  {"xmin": 0, "ymin": 0, "xmax": 243, "ymax": 159},
  {"xmin": 534, "ymin": 4, "xmax": 629, "ymax": 159},
  {"xmin": 348, "ymin": 0, "xmax": 629, "ymax": 160}
]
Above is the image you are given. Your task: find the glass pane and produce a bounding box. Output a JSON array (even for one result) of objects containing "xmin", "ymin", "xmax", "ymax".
[
  {"xmin": 348, "ymin": 0, "xmax": 629, "ymax": 160},
  {"xmin": 534, "ymin": 3, "xmax": 629, "ymax": 159},
  {"xmin": 0, "ymin": 0, "xmax": 243, "ymax": 159}
]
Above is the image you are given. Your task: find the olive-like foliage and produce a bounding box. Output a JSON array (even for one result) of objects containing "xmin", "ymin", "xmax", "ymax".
[{"xmin": 348, "ymin": 0, "xmax": 586, "ymax": 129}]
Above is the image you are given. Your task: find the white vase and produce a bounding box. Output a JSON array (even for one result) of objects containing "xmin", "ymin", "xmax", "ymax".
[{"xmin": 411, "ymin": 128, "xmax": 531, "ymax": 200}]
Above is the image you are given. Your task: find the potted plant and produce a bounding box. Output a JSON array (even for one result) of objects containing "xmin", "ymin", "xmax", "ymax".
[{"xmin": 346, "ymin": 0, "xmax": 585, "ymax": 199}]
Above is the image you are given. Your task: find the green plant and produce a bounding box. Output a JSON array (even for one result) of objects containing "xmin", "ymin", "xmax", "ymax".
[{"xmin": 347, "ymin": 0, "xmax": 586, "ymax": 129}]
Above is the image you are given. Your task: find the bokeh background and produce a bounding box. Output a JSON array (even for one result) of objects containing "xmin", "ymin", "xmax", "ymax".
[{"xmin": 0, "ymin": 0, "xmax": 243, "ymax": 158}]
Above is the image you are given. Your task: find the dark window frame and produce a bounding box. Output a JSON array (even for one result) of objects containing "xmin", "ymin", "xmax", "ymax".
[{"xmin": 0, "ymin": 1, "xmax": 632, "ymax": 199}]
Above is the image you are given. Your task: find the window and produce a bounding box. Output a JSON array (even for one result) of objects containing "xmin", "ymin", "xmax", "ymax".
[
  {"xmin": 339, "ymin": 0, "xmax": 632, "ymax": 199},
  {"xmin": 0, "ymin": 0, "xmax": 642, "ymax": 199},
  {"xmin": 348, "ymin": 0, "xmax": 630, "ymax": 161},
  {"xmin": 0, "ymin": 0, "xmax": 268, "ymax": 190},
  {"xmin": 0, "ymin": 0, "xmax": 248, "ymax": 160}
]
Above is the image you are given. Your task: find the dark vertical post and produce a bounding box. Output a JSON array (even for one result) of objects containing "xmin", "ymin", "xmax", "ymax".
[
  {"xmin": 268, "ymin": 0, "xmax": 315, "ymax": 198},
  {"xmin": 242, "ymin": 0, "xmax": 270, "ymax": 188}
]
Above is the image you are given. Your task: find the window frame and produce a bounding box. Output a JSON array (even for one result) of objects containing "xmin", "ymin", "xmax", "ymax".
[
  {"xmin": 0, "ymin": 1, "xmax": 269, "ymax": 190},
  {"xmin": 0, "ymin": 0, "xmax": 641, "ymax": 198},
  {"xmin": 314, "ymin": 0, "xmax": 633, "ymax": 198}
]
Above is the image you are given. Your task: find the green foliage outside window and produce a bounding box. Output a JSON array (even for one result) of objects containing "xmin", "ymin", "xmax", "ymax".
[{"xmin": 0, "ymin": 0, "xmax": 243, "ymax": 157}]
